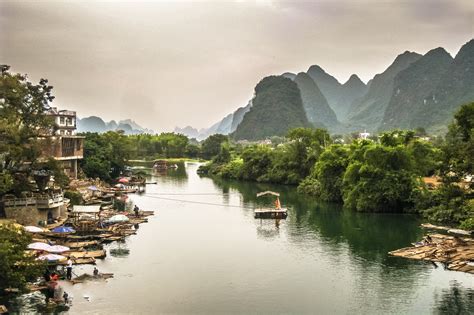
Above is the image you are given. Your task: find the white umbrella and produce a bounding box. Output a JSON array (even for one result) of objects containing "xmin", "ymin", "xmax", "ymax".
[
  {"xmin": 37, "ymin": 254, "xmax": 67, "ymax": 262},
  {"xmin": 48, "ymin": 245, "xmax": 70, "ymax": 253},
  {"xmin": 24, "ymin": 226, "xmax": 45, "ymax": 233},
  {"xmin": 107, "ymin": 214, "xmax": 130, "ymax": 223},
  {"xmin": 28, "ymin": 242, "xmax": 52, "ymax": 251}
]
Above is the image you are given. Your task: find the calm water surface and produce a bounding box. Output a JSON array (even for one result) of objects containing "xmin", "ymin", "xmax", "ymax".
[{"xmin": 10, "ymin": 163, "xmax": 474, "ymax": 314}]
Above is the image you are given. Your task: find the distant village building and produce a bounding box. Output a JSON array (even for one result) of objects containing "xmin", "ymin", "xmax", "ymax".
[
  {"xmin": 44, "ymin": 107, "xmax": 84, "ymax": 179},
  {"xmin": 359, "ymin": 130, "xmax": 370, "ymax": 140}
]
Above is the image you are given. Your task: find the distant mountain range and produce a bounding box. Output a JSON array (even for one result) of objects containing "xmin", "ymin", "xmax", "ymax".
[
  {"xmin": 175, "ymin": 38, "xmax": 474, "ymax": 140},
  {"xmin": 77, "ymin": 116, "xmax": 154, "ymax": 134}
]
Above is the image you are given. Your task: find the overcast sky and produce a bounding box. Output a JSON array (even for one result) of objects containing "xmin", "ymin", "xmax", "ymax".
[{"xmin": 1, "ymin": 0, "xmax": 473, "ymax": 131}]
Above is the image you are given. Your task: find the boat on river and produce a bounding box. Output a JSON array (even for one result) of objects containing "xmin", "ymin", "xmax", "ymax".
[{"xmin": 254, "ymin": 191, "xmax": 288, "ymax": 219}]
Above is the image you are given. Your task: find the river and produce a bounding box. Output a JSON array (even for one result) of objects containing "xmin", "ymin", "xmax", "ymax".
[{"xmin": 9, "ymin": 162, "xmax": 474, "ymax": 314}]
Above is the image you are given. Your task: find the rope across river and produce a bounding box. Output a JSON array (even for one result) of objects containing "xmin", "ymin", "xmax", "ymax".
[{"xmin": 140, "ymin": 193, "xmax": 256, "ymax": 210}]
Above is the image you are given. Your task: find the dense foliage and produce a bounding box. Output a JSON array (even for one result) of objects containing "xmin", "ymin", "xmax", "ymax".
[
  {"xmin": 0, "ymin": 224, "xmax": 44, "ymax": 291},
  {"xmin": 0, "ymin": 66, "xmax": 63, "ymax": 195},
  {"xmin": 80, "ymin": 131, "xmax": 218, "ymax": 181},
  {"xmin": 420, "ymin": 102, "xmax": 474, "ymax": 228},
  {"xmin": 201, "ymin": 104, "xmax": 473, "ymax": 227}
]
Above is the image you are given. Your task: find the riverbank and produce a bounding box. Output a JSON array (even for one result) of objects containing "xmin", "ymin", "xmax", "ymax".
[{"xmin": 1, "ymin": 178, "xmax": 155, "ymax": 313}]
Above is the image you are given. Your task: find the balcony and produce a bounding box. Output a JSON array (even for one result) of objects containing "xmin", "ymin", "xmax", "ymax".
[
  {"xmin": 3, "ymin": 193, "xmax": 64, "ymax": 209},
  {"xmin": 36, "ymin": 193, "xmax": 64, "ymax": 209}
]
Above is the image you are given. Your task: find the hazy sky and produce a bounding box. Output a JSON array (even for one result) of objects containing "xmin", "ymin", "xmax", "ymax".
[{"xmin": 1, "ymin": 0, "xmax": 473, "ymax": 131}]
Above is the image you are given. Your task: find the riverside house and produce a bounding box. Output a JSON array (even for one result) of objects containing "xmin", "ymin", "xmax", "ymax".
[{"xmin": 0, "ymin": 107, "xmax": 83, "ymax": 225}]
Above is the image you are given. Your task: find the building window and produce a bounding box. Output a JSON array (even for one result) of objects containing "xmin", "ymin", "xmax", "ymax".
[{"xmin": 60, "ymin": 117, "xmax": 65, "ymax": 125}]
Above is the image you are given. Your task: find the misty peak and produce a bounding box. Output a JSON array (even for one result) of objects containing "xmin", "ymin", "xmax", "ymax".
[
  {"xmin": 454, "ymin": 38, "xmax": 474, "ymax": 60},
  {"xmin": 281, "ymin": 72, "xmax": 296, "ymax": 80},
  {"xmin": 307, "ymin": 65, "xmax": 326, "ymax": 74},
  {"xmin": 343, "ymin": 74, "xmax": 365, "ymax": 87},
  {"xmin": 393, "ymin": 51, "xmax": 422, "ymax": 64},
  {"xmin": 424, "ymin": 47, "xmax": 452, "ymax": 60}
]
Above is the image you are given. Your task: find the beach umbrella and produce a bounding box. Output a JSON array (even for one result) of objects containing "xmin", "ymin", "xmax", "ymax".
[
  {"xmin": 48, "ymin": 245, "xmax": 70, "ymax": 253},
  {"xmin": 28, "ymin": 242, "xmax": 52, "ymax": 251},
  {"xmin": 118, "ymin": 177, "xmax": 129, "ymax": 183},
  {"xmin": 37, "ymin": 254, "xmax": 67, "ymax": 262},
  {"xmin": 107, "ymin": 214, "xmax": 130, "ymax": 223},
  {"xmin": 51, "ymin": 226, "xmax": 76, "ymax": 233},
  {"xmin": 24, "ymin": 226, "xmax": 45, "ymax": 233}
]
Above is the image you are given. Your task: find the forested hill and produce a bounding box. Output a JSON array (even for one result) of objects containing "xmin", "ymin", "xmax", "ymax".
[
  {"xmin": 294, "ymin": 72, "xmax": 338, "ymax": 130},
  {"xmin": 180, "ymin": 39, "xmax": 474, "ymax": 140},
  {"xmin": 77, "ymin": 116, "xmax": 153, "ymax": 134},
  {"xmin": 345, "ymin": 51, "xmax": 422, "ymax": 131},
  {"xmin": 232, "ymin": 76, "xmax": 310, "ymax": 140},
  {"xmin": 380, "ymin": 48, "xmax": 454, "ymax": 131}
]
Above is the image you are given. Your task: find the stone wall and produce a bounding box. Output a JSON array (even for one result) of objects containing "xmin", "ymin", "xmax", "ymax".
[
  {"xmin": 3, "ymin": 205, "xmax": 67, "ymax": 226},
  {"xmin": 4, "ymin": 206, "xmax": 42, "ymax": 226}
]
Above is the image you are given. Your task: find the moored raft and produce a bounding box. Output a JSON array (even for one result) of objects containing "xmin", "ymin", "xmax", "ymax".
[
  {"xmin": 68, "ymin": 249, "xmax": 107, "ymax": 259},
  {"xmin": 389, "ymin": 233, "xmax": 474, "ymax": 274},
  {"xmin": 254, "ymin": 191, "xmax": 288, "ymax": 219}
]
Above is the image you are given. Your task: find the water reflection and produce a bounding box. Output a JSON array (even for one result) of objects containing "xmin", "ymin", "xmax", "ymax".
[
  {"xmin": 210, "ymin": 169, "xmax": 433, "ymax": 312},
  {"xmin": 434, "ymin": 281, "xmax": 474, "ymax": 314},
  {"xmin": 5, "ymin": 162, "xmax": 473, "ymax": 314},
  {"xmin": 256, "ymin": 219, "xmax": 281, "ymax": 240}
]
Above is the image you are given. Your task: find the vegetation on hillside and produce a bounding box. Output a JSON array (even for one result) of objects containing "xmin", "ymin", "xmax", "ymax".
[
  {"xmin": 232, "ymin": 76, "xmax": 310, "ymax": 140},
  {"xmin": 200, "ymin": 103, "xmax": 474, "ymax": 228}
]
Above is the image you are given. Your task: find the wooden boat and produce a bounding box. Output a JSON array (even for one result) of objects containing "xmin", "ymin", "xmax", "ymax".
[
  {"xmin": 68, "ymin": 249, "xmax": 106, "ymax": 259},
  {"xmin": 100, "ymin": 236, "xmax": 125, "ymax": 243},
  {"xmin": 57, "ymin": 257, "xmax": 96, "ymax": 265},
  {"xmin": 254, "ymin": 191, "xmax": 288, "ymax": 219},
  {"xmin": 421, "ymin": 223, "xmax": 472, "ymax": 236},
  {"xmin": 71, "ymin": 272, "xmax": 114, "ymax": 284},
  {"xmin": 389, "ymin": 234, "xmax": 474, "ymax": 275},
  {"xmin": 62, "ymin": 240, "xmax": 99, "ymax": 249}
]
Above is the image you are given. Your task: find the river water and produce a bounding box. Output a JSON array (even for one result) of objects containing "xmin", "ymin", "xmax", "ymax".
[{"xmin": 9, "ymin": 162, "xmax": 474, "ymax": 314}]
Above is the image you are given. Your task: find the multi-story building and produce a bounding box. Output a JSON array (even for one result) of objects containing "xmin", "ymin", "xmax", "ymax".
[
  {"xmin": 0, "ymin": 107, "xmax": 83, "ymax": 225},
  {"xmin": 44, "ymin": 107, "xmax": 84, "ymax": 179}
]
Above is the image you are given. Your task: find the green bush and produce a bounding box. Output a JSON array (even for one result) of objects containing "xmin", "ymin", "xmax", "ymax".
[{"xmin": 64, "ymin": 190, "xmax": 83, "ymax": 205}]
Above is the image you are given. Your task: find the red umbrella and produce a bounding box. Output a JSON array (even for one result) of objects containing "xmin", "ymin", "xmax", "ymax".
[{"xmin": 118, "ymin": 177, "xmax": 129, "ymax": 183}]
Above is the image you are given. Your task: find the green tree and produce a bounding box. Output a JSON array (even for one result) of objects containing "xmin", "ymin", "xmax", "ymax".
[
  {"xmin": 201, "ymin": 134, "xmax": 228, "ymax": 160},
  {"xmin": 0, "ymin": 224, "xmax": 45, "ymax": 291},
  {"xmin": 421, "ymin": 103, "xmax": 474, "ymax": 227},
  {"xmin": 299, "ymin": 144, "xmax": 350, "ymax": 201},
  {"xmin": 342, "ymin": 144, "xmax": 419, "ymax": 212},
  {"xmin": 0, "ymin": 65, "xmax": 56, "ymax": 195}
]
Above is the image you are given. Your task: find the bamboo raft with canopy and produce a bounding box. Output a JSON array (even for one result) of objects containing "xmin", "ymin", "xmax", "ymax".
[
  {"xmin": 254, "ymin": 191, "xmax": 288, "ymax": 219},
  {"xmin": 389, "ymin": 233, "xmax": 474, "ymax": 274}
]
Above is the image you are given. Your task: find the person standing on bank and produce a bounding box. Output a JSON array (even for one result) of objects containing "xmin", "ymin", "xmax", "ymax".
[{"xmin": 66, "ymin": 257, "xmax": 73, "ymax": 280}]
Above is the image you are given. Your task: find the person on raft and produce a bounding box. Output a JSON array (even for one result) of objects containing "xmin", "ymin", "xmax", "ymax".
[
  {"xmin": 134, "ymin": 205, "xmax": 140, "ymax": 217},
  {"xmin": 66, "ymin": 257, "xmax": 73, "ymax": 280}
]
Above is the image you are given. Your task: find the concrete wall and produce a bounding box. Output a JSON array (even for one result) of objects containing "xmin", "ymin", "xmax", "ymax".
[
  {"xmin": 4, "ymin": 206, "xmax": 42, "ymax": 226},
  {"xmin": 4, "ymin": 204, "xmax": 67, "ymax": 226}
]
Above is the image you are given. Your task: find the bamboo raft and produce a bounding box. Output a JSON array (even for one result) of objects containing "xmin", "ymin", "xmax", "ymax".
[
  {"xmin": 421, "ymin": 223, "xmax": 473, "ymax": 236},
  {"xmin": 254, "ymin": 208, "xmax": 288, "ymax": 219},
  {"xmin": 71, "ymin": 272, "xmax": 114, "ymax": 284},
  {"xmin": 62, "ymin": 240, "xmax": 100, "ymax": 249},
  {"xmin": 57, "ymin": 257, "xmax": 96, "ymax": 265},
  {"xmin": 389, "ymin": 234, "xmax": 474, "ymax": 274},
  {"xmin": 68, "ymin": 249, "xmax": 106, "ymax": 259}
]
